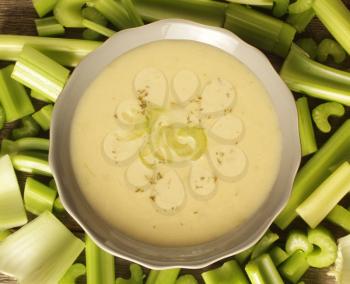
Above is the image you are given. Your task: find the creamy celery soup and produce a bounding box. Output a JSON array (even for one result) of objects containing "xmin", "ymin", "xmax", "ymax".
[{"xmin": 70, "ymin": 40, "xmax": 282, "ymax": 246}]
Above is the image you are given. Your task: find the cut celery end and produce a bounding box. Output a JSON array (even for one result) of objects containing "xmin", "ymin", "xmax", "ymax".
[
  {"xmin": 82, "ymin": 19, "xmax": 116, "ymax": 38},
  {"xmin": 312, "ymin": 102, "xmax": 345, "ymax": 134},
  {"xmin": 275, "ymin": 119, "xmax": 350, "ymax": 229},
  {"xmin": 11, "ymin": 46, "xmax": 70, "ymax": 102},
  {"xmin": 12, "ymin": 116, "xmax": 40, "ymax": 140},
  {"xmin": 202, "ymin": 260, "xmax": 249, "ymax": 284},
  {"xmin": 146, "ymin": 268, "xmax": 180, "ymax": 284},
  {"xmin": 327, "ymin": 205, "xmax": 350, "ymax": 233},
  {"xmin": 288, "ymin": 0, "xmax": 313, "ymax": 14},
  {"xmin": 10, "ymin": 153, "xmax": 52, "ymax": 176},
  {"xmin": 116, "ymin": 263, "xmax": 143, "ymax": 284},
  {"xmin": 279, "ymin": 250, "xmax": 309, "ymax": 283},
  {"xmin": 24, "ymin": 177, "xmax": 57, "ymax": 216},
  {"xmin": 333, "ymin": 234, "xmax": 350, "ymax": 283},
  {"xmin": 0, "ymin": 65, "xmax": 34, "ymax": 122},
  {"xmin": 0, "ymin": 155, "xmax": 27, "ymax": 230},
  {"xmin": 59, "ymin": 263, "xmax": 86, "ymax": 284},
  {"xmin": 32, "ymin": 0, "xmax": 58, "ymax": 17},
  {"xmin": 1, "ymin": 137, "xmax": 49, "ymax": 155},
  {"xmin": 54, "ymin": 0, "xmax": 87, "ymax": 28},
  {"xmin": 35, "ymin": 17, "xmax": 65, "ymax": 37},
  {"xmin": 272, "ymin": 0, "xmax": 290, "ymax": 17},
  {"xmin": 0, "ymin": 211, "xmax": 84, "ymax": 284},
  {"xmin": 251, "ymin": 231, "xmax": 279, "ymax": 260},
  {"xmin": 32, "ymin": 104, "xmax": 53, "ymax": 131},
  {"xmin": 286, "ymin": 9, "xmax": 315, "ymax": 33},
  {"xmin": 269, "ymin": 246, "xmax": 289, "ymax": 266},
  {"xmin": 285, "ymin": 229, "xmax": 313, "ymax": 255},
  {"xmin": 30, "ymin": 89, "xmax": 51, "ymax": 102},
  {"xmin": 133, "ymin": 0, "xmax": 228, "ymax": 27}
]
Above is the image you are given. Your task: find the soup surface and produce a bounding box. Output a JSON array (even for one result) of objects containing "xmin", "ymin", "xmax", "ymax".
[{"xmin": 70, "ymin": 40, "xmax": 282, "ymax": 246}]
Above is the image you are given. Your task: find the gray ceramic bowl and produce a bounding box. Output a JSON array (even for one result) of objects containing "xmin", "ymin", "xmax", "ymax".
[{"xmin": 50, "ymin": 19, "xmax": 301, "ymax": 269}]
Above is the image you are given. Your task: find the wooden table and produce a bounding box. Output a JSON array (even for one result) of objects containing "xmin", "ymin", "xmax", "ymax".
[{"xmin": 1, "ymin": 0, "xmax": 350, "ymax": 283}]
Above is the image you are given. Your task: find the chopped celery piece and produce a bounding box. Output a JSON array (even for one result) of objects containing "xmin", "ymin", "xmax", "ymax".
[
  {"xmin": 121, "ymin": 0, "xmax": 144, "ymax": 26},
  {"xmin": 312, "ymin": 102, "xmax": 345, "ymax": 133},
  {"xmin": 82, "ymin": 7, "xmax": 108, "ymax": 26},
  {"xmin": 313, "ymin": 0, "xmax": 350, "ymax": 55},
  {"xmin": 0, "ymin": 155, "xmax": 27, "ymax": 230},
  {"xmin": 327, "ymin": 205, "xmax": 350, "ymax": 233},
  {"xmin": 285, "ymin": 229, "xmax": 313, "ymax": 255},
  {"xmin": 273, "ymin": 0, "xmax": 290, "ymax": 17},
  {"xmin": 146, "ymin": 268, "xmax": 181, "ymax": 284},
  {"xmin": 116, "ymin": 263, "xmax": 143, "ymax": 284},
  {"xmin": 32, "ymin": 0, "xmax": 58, "ymax": 17},
  {"xmin": 224, "ymin": 4, "xmax": 296, "ymax": 58},
  {"xmin": 0, "ymin": 230, "xmax": 11, "ymax": 242},
  {"xmin": 296, "ymin": 38, "xmax": 317, "ymax": 59},
  {"xmin": 11, "ymin": 116, "xmax": 40, "ymax": 140},
  {"xmin": 269, "ymin": 246, "xmax": 289, "ymax": 266},
  {"xmin": 0, "ymin": 35, "xmax": 101, "ymax": 67},
  {"xmin": 83, "ymin": 29, "xmax": 101, "ymax": 40},
  {"xmin": 82, "ymin": 19, "xmax": 116, "ymax": 38},
  {"xmin": 54, "ymin": 197, "xmax": 66, "ymax": 213},
  {"xmin": 202, "ymin": 260, "xmax": 249, "ymax": 284},
  {"xmin": 276, "ymin": 119, "xmax": 350, "ymax": 229},
  {"xmin": 35, "ymin": 17, "xmax": 65, "ymax": 37},
  {"xmin": 245, "ymin": 254, "xmax": 284, "ymax": 284},
  {"xmin": 0, "ymin": 65, "xmax": 34, "ymax": 122},
  {"xmin": 317, "ymin": 38, "xmax": 347, "ymax": 64},
  {"xmin": 236, "ymin": 246, "xmax": 254, "ymax": 264},
  {"xmin": 32, "ymin": 104, "xmax": 53, "ymax": 131},
  {"xmin": 288, "ymin": 0, "xmax": 313, "ymax": 14},
  {"xmin": 280, "ymin": 44, "xmax": 350, "ymax": 106},
  {"xmin": 59, "ymin": 263, "xmax": 86, "ymax": 284},
  {"xmin": 332, "ymin": 234, "xmax": 350, "ymax": 283},
  {"xmin": 0, "ymin": 105, "xmax": 5, "ymax": 130},
  {"xmin": 10, "ymin": 152, "xmax": 52, "ymax": 176},
  {"xmin": 133, "ymin": 0, "xmax": 228, "ymax": 27},
  {"xmin": 226, "ymin": 0, "xmax": 273, "ymax": 7},
  {"xmin": 176, "ymin": 275, "xmax": 198, "ymax": 284},
  {"xmin": 86, "ymin": 234, "xmax": 115, "ymax": 284},
  {"xmin": 251, "ymin": 231, "xmax": 279, "ymax": 259},
  {"xmin": 30, "ymin": 89, "xmax": 51, "ymax": 102},
  {"xmin": 279, "ymin": 250, "xmax": 309, "ymax": 283},
  {"xmin": 286, "ymin": 9, "xmax": 315, "ymax": 33},
  {"xmin": 54, "ymin": 0, "xmax": 87, "ymax": 28},
  {"xmin": 296, "ymin": 161, "xmax": 350, "ymax": 228},
  {"xmin": 49, "ymin": 178, "xmax": 58, "ymax": 190},
  {"xmin": 24, "ymin": 177, "xmax": 57, "ymax": 216},
  {"xmin": 11, "ymin": 46, "xmax": 70, "ymax": 102},
  {"xmin": 1, "ymin": 137, "xmax": 49, "ymax": 155},
  {"xmin": 82, "ymin": 7, "xmax": 109, "ymax": 40},
  {"xmin": 296, "ymin": 97, "xmax": 317, "ymax": 157},
  {"xmin": 307, "ymin": 226, "xmax": 337, "ymax": 268},
  {"xmin": 0, "ymin": 211, "xmax": 84, "ymax": 284}
]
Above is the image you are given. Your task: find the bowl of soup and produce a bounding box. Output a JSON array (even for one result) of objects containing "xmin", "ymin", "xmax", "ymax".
[{"xmin": 50, "ymin": 19, "xmax": 300, "ymax": 269}]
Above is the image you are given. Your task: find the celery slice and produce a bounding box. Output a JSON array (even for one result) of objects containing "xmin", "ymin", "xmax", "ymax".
[
  {"xmin": 10, "ymin": 152, "xmax": 52, "ymax": 176},
  {"xmin": 0, "ymin": 65, "xmax": 34, "ymax": 122},
  {"xmin": 0, "ymin": 212, "xmax": 84, "ymax": 284},
  {"xmin": 11, "ymin": 46, "xmax": 70, "ymax": 102},
  {"xmin": 115, "ymin": 263, "xmax": 143, "ymax": 284},
  {"xmin": 286, "ymin": 9, "xmax": 315, "ymax": 33},
  {"xmin": 32, "ymin": 0, "xmax": 58, "ymax": 17},
  {"xmin": 279, "ymin": 250, "xmax": 309, "ymax": 283},
  {"xmin": 30, "ymin": 89, "xmax": 51, "ymax": 102},
  {"xmin": 11, "ymin": 116, "xmax": 40, "ymax": 140},
  {"xmin": 317, "ymin": 38, "xmax": 346, "ymax": 64},
  {"xmin": 296, "ymin": 38, "xmax": 317, "ymax": 59},
  {"xmin": 202, "ymin": 260, "xmax": 249, "ymax": 284},
  {"xmin": 54, "ymin": 0, "xmax": 87, "ymax": 28},
  {"xmin": 146, "ymin": 269, "xmax": 181, "ymax": 284},
  {"xmin": 32, "ymin": 104, "xmax": 53, "ymax": 131},
  {"xmin": 251, "ymin": 231, "xmax": 279, "ymax": 260},
  {"xmin": 0, "ymin": 155, "xmax": 27, "ymax": 230},
  {"xmin": 59, "ymin": 263, "xmax": 86, "ymax": 284},
  {"xmin": 82, "ymin": 19, "xmax": 116, "ymax": 38},
  {"xmin": 1, "ymin": 137, "xmax": 49, "ymax": 155},
  {"xmin": 269, "ymin": 246, "xmax": 289, "ymax": 266},
  {"xmin": 327, "ymin": 205, "xmax": 350, "ymax": 233},
  {"xmin": 285, "ymin": 229, "xmax": 313, "ymax": 255},
  {"xmin": 35, "ymin": 17, "xmax": 65, "ymax": 37},
  {"xmin": 176, "ymin": 275, "xmax": 198, "ymax": 284},
  {"xmin": 312, "ymin": 102, "xmax": 345, "ymax": 133}
]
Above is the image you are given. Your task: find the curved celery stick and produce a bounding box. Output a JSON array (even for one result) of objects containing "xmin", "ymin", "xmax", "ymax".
[
  {"xmin": 0, "ymin": 65, "xmax": 34, "ymax": 122},
  {"xmin": 33, "ymin": 0, "xmax": 58, "ymax": 17},
  {"xmin": 116, "ymin": 263, "xmax": 143, "ymax": 284},
  {"xmin": 30, "ymin": 90, "xmax": 51, "ymax": 102},
  {"xmin": 280, "ymin": 44, "xmax": 350, "ymax": 106},
  {"xmin": 121, "ymin": 0, "xmax": 144, "ymax": 26},
  {"xmin": 10, "ymin": 152, "xmax": 52, "ymax": 176},
  {"xmin": 59, "ymin": 263, "xmax": 86, "ymax": 284},
  {"xmin": 0, "ymin": 155, "xmax": 27, "ymax": 230},
  {"xmin": 273, "ymin": 0, "xmax": 290, "ymax": 17},
  {"xmin": 175, "ymin": 275, "xmax": 198, "ymax": 284},
  {"xmin": 1, "ymin": 137, "xmax": 49, "ymax": 155},
  {"xmin": 0, "ymin": 230, "xmax": 11, "ymax": 242},
  {"xmin": 24, "ymin": 177, "xmax": 57, "ymax": 215},
  {"xmin": 32, "ymin": 104, "xmax": 53, "ymax": 131},
  {"xmin": 0, "ymin": 104, "xmax": 5, "ymax": 130},
  {"xmin": 11, "ymin": 116, "xmax": 40, "ymax": 140},
  {"xmin": 54, "ymin": 0, "xmax": 87, "ymax": 28},
  {"xmin": 35, "ymin": 17, "xmax": 65, "ymax": 37},
  {"xmin": 279, "ymin": 250, "xmax": 309, "ymax": 283},
  {"xmin": 288, "ymin": 0, "xmax": 313, "ymax": 14},
  {"xmin": 317, "ymin": 39, "xmax": 347, "ymax": 64},
  {"xmin": 327, "ymin": 205, "xmax": 350, "ymax": 233},
  {"xmin": 269, "ymin": 246, "xmax": 289, "ymax": 266},
  {"xmin": 296, "ymin": 38, "xmax": 317, "ymax": 59},
  {"xmin": 146, "ymin": 269, "xmax": 181, "ymax": 284},
  {"xmin": 307, "ymin": 226, "xmax": 337, "ymax": 268},
  {"xmin": 202, "ymin": 260, "xmax": 249, "ymax": 284},
  {"xmin": 82, "ymin": 20, "xmax": 116, "ymax": 38},
  {"xmin": 285, "ymin": 229, "xmax": 313, "ymax": 255},
  {"xmin": 312, "ymin": 102, "xmax": 345, "ymax": 133},
  {"xmin": 54, "ymin": 197, "xmax": 66, "ymax": 213},
  {"xmin": 286, "ymin": 9, "xmax": 315, "ymax": 33},
  {"xmin": 0, "ymin": 212, "xmax": 85, "ymax": 284},
  {"xmin": 251, "ymin": 231, "xmax": 279, "ymax": 259}
]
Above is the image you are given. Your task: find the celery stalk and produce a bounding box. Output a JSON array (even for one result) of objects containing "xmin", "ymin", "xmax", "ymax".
[
  {"xmin": 224, "ymin": 4, "xmax": 296, "ymax": 58},
  {"xmin": 32, "ymin": 0, "xmax": 58, "ymax": 17},
  {"xmin": 0, "ymin": 35, "xmax": 101, "ymax": 67},
  {"xmin": 285, "ymin": 229, "xmax": 313, "ymax": 255},
  {"xmin": 226, "ymin": 0, "xmax": 273, "ymax": 7},
  {"xmin": 11, "ymin": 46, "xmax": 70, "ymax": 102},
  {"xmin": 251, "ymin": 231, "xmax": 279, "ymax": 259},
  {"xmin": 0, "ymin": 155, "xmax": 27, "ymax": 230},
  {"xmin": 273, "ymin": 0, "xmax": 290, "ymax": 17},
  {"xmin": 0, "ymin": 212, "xmax": 84, "ymax": 284},
  {"xmin": 82, "ymin": 19, "xmax": 116, "ymax": 37},
  {"xmin": 327, "ymin": 205, "xmax": 350, "ymax": 233},
  {"xmin": 35, "ymin": 17, "xmax": 65, "ymax": 37},
  {"xmin": 286, "ymin": 9, "xmax": 315, "ymax": 33},
  {"xmin": 121, "ymin": 0, "xmax": 144, "ymax": 26},
  {"xmin": 0, "ymin": 65, "xmax": 34, "ymax": 122},
  {"xmin": 115, "ymin": 263, "xmax": 143, "ymax": 284},
  {"xmin": 202, "ymin": 260, "xmax": 249, "ymax": 284},
  {"xmin": 82, "ymin": 7, "xmax": 108, "ymax": 26},
  {"xmin": 1, "ymin": 137, "xmax": 49, "ymax": 155},
  {"xmin": 86, "ymin": 234, "xmax": 115, "ymax": 284},
  {"xmin": 288, "ymin": 0, "xmax": 313, "ymax": 14},
  {"xmin": 176, "ymin": 275, "xmax": 198, "ymax": 284},
  {"xmin": 146, "ymin": 268, "xmax": 181, "ymax": 284},
  {"xmin": 0, "ymin": 105, "xmax": 5, "ymax": 130},
  {"xmin": 275, "ymin": 119, "xmax": 350, "ymax": 230},
  {"xmin": 54, "ymin": 0, "xmax": 87, "ymax": 28},
  {"xmin": 32, "ymin": 104, "xmax": 53, "ymax": 131},
  {"xmin": 269, "ymin": 246, "xmax": 289, "ymax": 266},
  {"xmin": 235, "ymin": 246, "xmax": 254, "ymax": 264},
  {"xmin": 312, "ymin": 102, "xmax": 345, "ymax": 133},
  {"xmin": 11, "ymin": 117, "xmax": 40, "ymax": 140},
  {"xmin": 279, "ymin": 250, "xmax": 309, "ymax": 283},
  {"xmin": 59, "ymin": 263, "xmax": 86, "ymax": 284},
  {"xmin": 10, "ymin": 153, "xmax": 52, "ymax": 176},
  {"xmin": 30, "ymin": 89, "xmax": 51, "ymax": 102}
]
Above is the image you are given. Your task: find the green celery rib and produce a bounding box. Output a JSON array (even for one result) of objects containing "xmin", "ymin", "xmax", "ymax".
[
  {"xmin": 317, "ymin": 38, "xmax": 346, "ymax": 64},
  {"xmin": 11, "ymin": 46, "xmax": 70, "ymax": 102},
  {"xmin": 296, "ymin": 38, "xmax": 317, "ymax": 59},
  {"xmin": 133, "ymin": 0, "xmax": 228, "ymax": 27},
  {"xmin": 269, "ymin": 246, "xmax": 289, "ymax": 266},
  {"xmin": 0, "ymin": 105, "xmax": 5, "ymax": 130},
  {"xmin": 280, "ymin": 44, "xmax": 350, "ymax": 106},
  {"xmin": 286, "ymin": 9, "xmax": 315, "ymax": 33},
  {"xmin": 235, "ymin": 246, "xmax": 254, "ymax": 265},
  {"xmin": 296, "ymin": 97, "xmax": 318, "ymax": 157},
  {"xmin": 30, "ymin": 89, "xmax": 51, "ymax": 102},
  {"xmin": 227, "ymin": 0, "xmax": 273, "ymax": 7},
  {"xmin": 35, "ymin": 17, "xmax": 65, "ymax": 37},
  {"xmin": 273, "ymin": 0, "xmax": 290, "ymax": 18},
  {"xmin": 312, "ymin": 102, "xmax": 345, "ymax": 133},
  {"xmin": 82, "ymin": 19, "xmax": 116, "ymax": 38},
  {"xmin": 54, "ymin": 0, "xmax": 87, "ymax": 28},
  {"xmin": 251, "ymin": 231, "xmax": 279, "ymax": 260},
  {"xmin": 146, "ymin": 269, "xmax": 181, "ymax": 284},
  {"xmin": 288, "ymin": 0, "xmax": 313, "ymax": 14},
  {"xmin": 296, "ymin": 162, "xmax": 350, "ymax": 228},
  {"xmin": 82, "ymin": 7, "xmax": 108, "ymax": 26},
  {"xmin": 32, "ymin": 104, "xmax": 54, "ymax": 131},
  {"xmin": 121, "ymin": 0, "xmax": 144, "ymax": 26},
  {"xmin": 86, "ymin": 234, "xmax": 115, "ymax": 284},
  {"xmin": 175, "ymin": 274, "xmax": 198, "ymax": 284},
  {"xmin": 224, "ymin": 4, "xmax": 296, "ymax": 58},
  {"xmin": 1, "ymin": 137, "xmax": 49, "ymax": 155},
  {"xmin": 0, "ymin": 65, "xmax": 34, "ymax": 122},
  {"xmin": 115, "ymin": 263, "xmax": 143, "ymax": 284},
  {"xmin": 275, "ymin": 119, "xmax": 350, "ymax": 230},
  {"xmin": 11, "ymin": 116, "xmax": 40, "ymax": 140},
  {"xmin": 83, "ymin": 29, "xmax": 101, "ymax": 40},
  {"xmin": 10, "ymin": 152, "xmax": 52, "ymax": 176},
  {"xmin": 59, "ymin": 263, "xmax": 86, "ymax": 284},
  {"xmin": 202, "ymin": 260, "xmax": 249, "ymax": 284},
  {"xmin": 0, "ymin": 155, "xmax": 28, "ymax": 230},
  {"xmin": 32, "ymin": 0, "xmax": 58, "ymax": 17},
  {"xmin": 0, "ymin": 35, "xmax": 101, "ymax": 67},
  {"xmin": 24, "ymin": 177, "xmax": 57, "ymax": 215},
  {"xmin": 326, "ymin": 205, "xmax": 350, "ymax": 233},
  {"xmin": 285, "ymin": 229, "xmax": 313, "ymax": 255},
  {"xmin": 313, "ymin": 0, "xmax": 350, "ymax": 55},
  {"xmin": 279, "ymin": 250, "xmax": 309, "ymax": 283}
]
